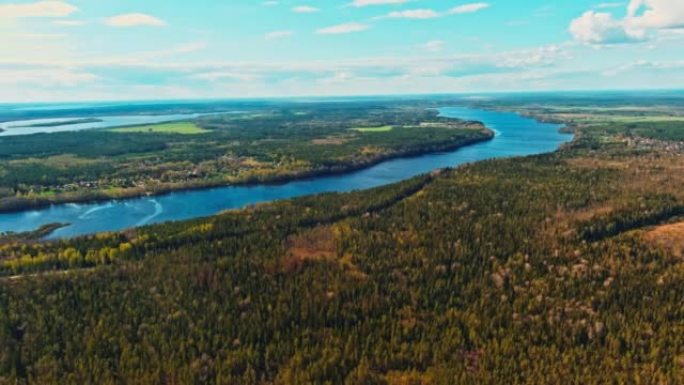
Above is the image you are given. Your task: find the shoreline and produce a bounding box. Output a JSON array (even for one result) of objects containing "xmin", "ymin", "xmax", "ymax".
[{"xmin": 0, "ymin": 130, "xmax": 494, "ymax": 215}]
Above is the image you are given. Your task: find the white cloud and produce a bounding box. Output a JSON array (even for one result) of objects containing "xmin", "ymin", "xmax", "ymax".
[
  {"xmin": 2, "ymin": 30, "xmax": 73, "ymax": 63},
  {"xmin": 316, "ymin": 23, "xmax": 369, "ymax": 34},
  {"xmin": 595, "ymin": 2, "xmax": 624, "ymax": 9},
  {"xmin": 189, "ymin": 71, "xmax": 258, "ymax": 82},
  {"xmin": 376, "ymin": 3, "xmax": 489, "ymax": 20},
  {"xmin": 52, "ymin": 19, "xmax": 84, "ymax": 26},
  {"xmin": 497, "ymin": 44, "xmax": 567, "ymax": 68},
  {"xmin": 0, "ymin": 1, "xmax": 77, "ymax": 18},
  {"xmin": 292, "ymin": 5, "xmax": 319, "ymax": 13},
  {"xmin": 160, "ymin": 41, "xmax": 207, "ymax": 55},
  {"xmin": 422, "ymin": 40, "xmax": 444, "ymax": 52},
  {"xmin": 106, "ymin": 13, "xmax": 166, "ymax": 27},
  {"xmin": 626, "ymin": 0, "xmax": 684, "ymax": 31},
  {"xmin": 382, "ymin": 9, "xmax": 440, "ymax": 19},
  {"xmin": 569, "ymin": 11, "xmax": 639, "ymax": 44},
  {"xmin": 319, "ymin": 71, "xmax": 354, "ymax": 84},
  {"xmin": 603, "ymin": 59, "xmax": 684, "ymax": 76},
  {"xmin": 448, "ymin": 3, "xmax": 490, "ymax": 15},
  {"xmin": 571, "ymin": 0, "xmax": 684, "ymax": 45},
  {"xmin": 375, "ymin": 3, "xmax": 489, "ymax": 19},
  {"xmin": 350, "ymin": 0, "xmax": 407, "ymax": 7},
  {"xmin": 265, "ymin": 30, "xmax": 294, "ymax": 40},
  {"xmin": 0, "ymin": 67, "xmax": 97, "ymax": 86}
]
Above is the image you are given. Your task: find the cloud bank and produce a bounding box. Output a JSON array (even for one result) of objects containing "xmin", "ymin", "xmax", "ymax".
[{"xmin": 570, "ymin": 0, "xmax": 684, "ymax": 45}]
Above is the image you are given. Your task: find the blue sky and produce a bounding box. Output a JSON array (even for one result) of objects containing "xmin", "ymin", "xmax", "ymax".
[{"xmin": 1, "ymin": 0, "xmax": 683, "ymax": 101}]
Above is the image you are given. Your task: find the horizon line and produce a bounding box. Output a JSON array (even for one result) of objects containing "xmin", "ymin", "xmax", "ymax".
[{"xmin": 2, "ymin": 88, "xmax": 684, "ymax": 106}]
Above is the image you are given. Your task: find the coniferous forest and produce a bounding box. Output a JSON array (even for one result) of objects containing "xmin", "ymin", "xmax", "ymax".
[{"xmin": 1, "ymin": 98, "xmax": 684, "ymax": 384}]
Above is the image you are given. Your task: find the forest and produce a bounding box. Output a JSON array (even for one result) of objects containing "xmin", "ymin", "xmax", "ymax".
[
  {"xmin": 0, "ymin": 104, "xmax": 490, "ymax": 212},
  {"xmin": 0, "ymin": 99, "xmax": 683, "ymax": 384}
]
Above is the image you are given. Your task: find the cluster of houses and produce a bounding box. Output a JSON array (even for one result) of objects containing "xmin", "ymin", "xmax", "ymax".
[
  {"xmin": 624, "ymin": 136, "xmax": 684, "ymax": 154},
  {"xmin": 61, "ymin": 181, "xmax": 100, "ymax": 191}
]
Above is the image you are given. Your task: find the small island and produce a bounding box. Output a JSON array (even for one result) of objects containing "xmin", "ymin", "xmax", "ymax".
[
  {"xmin": 16, "ymin": 118, "xmax": 103, "ymax": 128},
  {"xmin": 0, "ymin": 222, "xmax": 67, "ymax": 244}
]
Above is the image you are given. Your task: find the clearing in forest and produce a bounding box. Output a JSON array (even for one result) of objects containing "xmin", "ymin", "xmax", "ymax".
[
  {"xmin": 110, "ymin": 122, "xmax": 209, "ymax": 135},
  {"xmin": 352, "ymin": 125, "xmax": 393, "ymax": 133}
]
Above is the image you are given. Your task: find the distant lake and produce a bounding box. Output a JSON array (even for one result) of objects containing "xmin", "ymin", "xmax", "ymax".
[
  {"xmin": 0, "ymin": 106, "xmax": 572, "ymax": 238},
  {"xmin": 0, "ymin": 113, "xmax": 216, "ymax": 136}
]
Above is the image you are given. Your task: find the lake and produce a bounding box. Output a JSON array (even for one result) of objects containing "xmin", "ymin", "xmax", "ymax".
[
  {"xmin": 0, "ymin": 106, "xmax": 571, "ymax": 238},
  {"xmin": 0, "ymin": 113, "xmax": 227, "ymax": 136}
]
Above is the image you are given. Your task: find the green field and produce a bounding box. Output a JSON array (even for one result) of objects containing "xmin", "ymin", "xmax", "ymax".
[
  {"xmin": 352, "ymin": 125, "xmax": 393, "ymax": 132},
  {"xmin": 578, "ymin": 115, "xmax": 684, "ymax": 124},
  {"xmin": 110, "ymin": 122, "xmax": 209, "ymax": 134}
]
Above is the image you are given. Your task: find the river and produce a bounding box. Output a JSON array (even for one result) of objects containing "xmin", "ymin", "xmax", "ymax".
[{"xmin": 0, "ymin": 106, "xmax": 571, "ymax": 239}]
